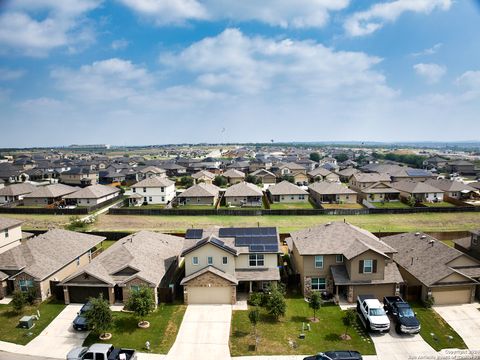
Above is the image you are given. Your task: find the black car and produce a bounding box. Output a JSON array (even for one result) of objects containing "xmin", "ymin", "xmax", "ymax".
[
  {"xmin": 72, "ymin": 302, "xmax": 93, "ymax": 331},
  {"xmin": 303, "ymin": 351, "xmax": 363, "ymax": 360}
]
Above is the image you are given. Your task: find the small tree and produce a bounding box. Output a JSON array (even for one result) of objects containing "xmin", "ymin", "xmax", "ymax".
[
  {"xmin": 213, "ymin": 175, "xmax": 228, "ymax": 187},
  {"xmin": 281, "ymin": 175, "xmax": 295, "ymax": 183},
  {"xmin": 180, "ymin": 176, "xmax": 194, "ymax": 188},
  {"xmin": 309, "ymin": 292, "xmax": 322, "ymax": 322},
  {"xmin": 84, "ymin": 295, "xmax": 113, "ymax": 338},
  {"xmin": 24, "ymin": 287, "xmax": 37, "ymax": 305},
  {"xmin": 266, "ymin": 288, "xmax": 286, "ymax": 321},
  {"xmin": 406, "ymin": 195, "xmax": 417, "ymax": 207},
  {"xmin": 342, "ymin": 309, "xmax": 356, "ymax": 339},
  {"xmin": 248, "ymin": 308, "xmax": 260, "ymax": 351},
  {"xmin": 126, "ymin": 286, "xmax": 155, "ymax": 326},
  {"xmin": 11, "ymin": 291, "xmax": 26, "ymax": 313},
  {"xmin": 245, "ymin": 174, "xmax": 257, "ymax": 184},
  {"xmin": 309, "ymin": 152, "xmax": 321, "ymax": 162}
]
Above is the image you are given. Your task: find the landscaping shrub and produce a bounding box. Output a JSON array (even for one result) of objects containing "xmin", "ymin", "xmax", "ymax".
[
  {"xmin": 11, "ymin": 291, "xmax": 26, "ymax": 313},
  {"xmin": 265, "ymin": 288, "xmax": 286, "ymax": 321},
  {"xmin": 126, "ymin": 286, "xmax": 155, "ymax": 324},
  {"xmin": 24, "ymin": 288, "xmax": 37, "ymax": 305}
]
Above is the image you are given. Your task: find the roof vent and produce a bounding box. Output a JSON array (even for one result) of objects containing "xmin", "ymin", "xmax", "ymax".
[
  {"xmin": 325, "ymin": 222, "xmax": 332, "ymax": 226},
  {"xmin": 420, "ymin": 235, "xmax": 427, "ymax": 239},
  {"xmin": 415, "ymin": 232, "xmax": 420, "ymax": 236},
  {"xmin": 428, "ymin": 239, "xmax": 435, "ymax": 246}
]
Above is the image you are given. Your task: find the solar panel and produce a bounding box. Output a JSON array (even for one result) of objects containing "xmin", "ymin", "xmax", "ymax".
[
  {"xmin": 249, "ymin": 244, "xmax": 265, "ymax": 252},
  {"xmin": 406, "ymin": 169, "xmax": 430, "ymax": 177},
  {"xmin": 219, "ymin": 227, "xmax": 277, "ymax": 238},
  {"xmin": 185, "ymin": 229, "xmax": 203, "ymax": 239},
  {"xmin": 210, "ymin": 238, "xmax": 225, "ymax": 247},
  {"xmin": 264, "ymin": 244, "xmax": 279, "ymax": 252}
]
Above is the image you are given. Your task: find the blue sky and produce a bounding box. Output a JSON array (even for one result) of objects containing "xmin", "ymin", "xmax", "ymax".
[{"xmin": 1, "ymin": 0, "xmax": 480, "ymax": 147}]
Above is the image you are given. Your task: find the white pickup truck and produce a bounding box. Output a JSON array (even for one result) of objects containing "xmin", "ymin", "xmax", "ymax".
[{"xmin": 356, "ymin": 295, "xmax": 390, "ymax": 332}]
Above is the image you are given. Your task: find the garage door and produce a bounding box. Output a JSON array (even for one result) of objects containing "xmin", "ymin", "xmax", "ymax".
[
  {"xmin": 187, "ymin": 286, "xmax": 231, "ymax": 304},
  {"xmin": 432, "ymin": 287, "xmax": 472, "ymax": 305},
  {"xmin": 68, "ymin": 286, "xmax": 109, "ymax": 303}
]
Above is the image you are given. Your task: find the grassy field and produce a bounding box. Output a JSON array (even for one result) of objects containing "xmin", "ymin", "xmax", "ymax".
[
  {"xmin": 0, "ymin": 299, "xmax": 66, "ymax": 345},
  {"xmin": 372, "ymin": 202, "xmax": 411, "ymax": 209},
  {"xmin": 411, "ymin": 303, "xmax": 467, "ymax": 351},
  {"xmin": 230, "ymin": 298, "xmax": 375, "ymax": 356},
  {"xmin": 321, "ymin": 203, "xmax": 365, "ymax": 209},
  {"xmin": 83, "ymin": 303, "xmax": 186, "ymax": 354},
  {"xmin": 423, "ymin": 202, "xmax": 456, "ymax": 208},
  {"xmin": 269, "ymin": 202, "xmax": 315, "ymax": 210}
]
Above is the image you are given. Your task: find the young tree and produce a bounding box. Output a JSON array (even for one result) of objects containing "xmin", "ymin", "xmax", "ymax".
[
  {"xmin": 213, "ymin": 175, "xmax": 227, "ymax": 187},
  {"xmin": 309, "ymin": 152, "xmax": 321, "ymax": 162},
  {"xmin": 309, "ymin": 292, "xmax": 322, "ymax": 322},
  {"xmin": 281, "ymin": 175, "xmax": 295, "ymax": 183},
  {"xmin": 245, "ymin": 174, "xmax": 257, "ymax": 184},
  {"xmin": 126, "ymin": 286, "xmax": 155, "ymax": 326},
  {"xmin": 334, "ymin": 153, "xmax": 349, "ymax": 163},
  {"xmin": 266, "ymin": 288, "xmax": 286, "ymax": 321},
  {"xmin": 84, "ymin": 295, "xmax": 113, "ymax": 338},
  {"xmin": 406, "ymin": 195, "xmax": 417, "ymax": 207},
  {"xmin": 180, "ymin": 176, "xmax": 194, "ymax": 188},
  {"xmin": 342, "ymin": 309, "xmax": 356, "ymax": 339},
  {"xmin": 248, "ymin": 308, "xmax": 260, "ymax": 351},
  {"xmin": 11, "ymin": 291, "xmax": 26, "ymax": 313}
]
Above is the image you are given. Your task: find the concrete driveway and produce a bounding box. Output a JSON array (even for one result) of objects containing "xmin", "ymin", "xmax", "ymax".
[
  {"xmin": 166, "ymin": 304, "xmax": 232, "ymax": 360},
  {"xmin": 434, "ymin": 302, "xmax": 480, "ymax": 350},
  {"xmin": 24, "ymin": 304, "xmax": 89, "ymax": 358}
]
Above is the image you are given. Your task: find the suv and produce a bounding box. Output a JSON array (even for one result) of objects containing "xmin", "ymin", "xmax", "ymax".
[
  {"xmin": 303, "ymin": 351, "xmax": 363, "ymax": 360},
  {"xmin": 72, "ymin": 302, "xmax": 92, "ymax": 331}
]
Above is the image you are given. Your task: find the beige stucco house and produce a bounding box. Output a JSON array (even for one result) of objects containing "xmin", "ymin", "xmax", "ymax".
[
  {"xmin": 177, "ymin": 183, "xmax": 220, "ymax": 206},
  {"xmin": 224, "ymin": 182, "xmax": 263, "ymax": 207},
  {"xmin": 192, "ymin": 170, "xmax": 215, "ymax": 184},
  {"xmin": 309, "ymin": 182, "xmax": 358, "ymax": 204},
  {"xmin": 222, "ymin": 169, "xmax": 246, "ymax": 185},
  {"xmin": 267, "ymin": 180, "xmax": 309, "ymax": 203}
]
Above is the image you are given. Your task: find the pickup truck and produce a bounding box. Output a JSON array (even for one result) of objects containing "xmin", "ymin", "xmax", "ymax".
[
  {"xmin": 67, "ymin": 344, "xmax": 137, "ymax": 360},
  {"xmin": 356, "ymin": 295, "xmax": 390, "ymax": 332},
  {"xmin": 383, "ymin": 296, "xmax": 421, "ymax": 334}
]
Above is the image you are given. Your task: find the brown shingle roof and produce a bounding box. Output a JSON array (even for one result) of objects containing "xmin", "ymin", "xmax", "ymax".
[
  {"xmin": 308, "ymin": 182, "xmax": 357, "ymax": 195},
  {"xmin": 180, "ymin": 265, "xmax": 238, "ymax": 285},
  {"xmin": 331, "ymin": 262, "xmax": 404, "ymax": 285},
  {"xmin": 268, "ymin": 180, "xmax": 308, "ymax": 196},
  {"xmin": 63, "ymin": 184, "xmax": 120, "ymax": 199},
  {"xmin": 0, "ymin": 183, "xmax": 37, "ymax": 196},
  {"xmin": 0, "ymin": 217, "xmax": 23, "ymax": 231},
  {"xmin": 131, "ymin": 176, "xmax": 174, "ymax": 188},
  {"xmin": 223, "ymin": 169, "xmax": 245, "ymax": 178},
  {"xmin": 224, "ymin": 182, "xmax": 263, "ymax": 197},
  {"xmin": 178, "ymin": 183, "xmax": 220, "ymax": 198},
  {"xmin": 391, "ymin": 181, "xmax": 443, "ymax": 194},
  {"xmin": 23, "ymin": 184, "xmax": 78, "ymax": 199},
  {"xmin": 192, "ymin": 170, "xmax": 215, "ymax": 180}
]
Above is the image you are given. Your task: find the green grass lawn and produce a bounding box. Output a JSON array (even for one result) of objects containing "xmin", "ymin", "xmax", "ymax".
[
  {"xmin": 320, "ymin": 203, "xmax": 365, "ymax": 209},
  {"xmin": 230, "ymin": 298, "xmax": 375, "ymax": 356},
  {"xmin": 175, "ymin": 205, "xmax": 216, "ymax": 210},
  {"xmin": 136, "ymin": 204, "xmax": 166, "ymax": 209},
  {"xmin": 269, "ymin": 202, "xmax": 315, "ymax": 210},
  {"xmin": 372, "ymin": 202, "xmax": 411, "ymax": 209},
  {"xmin": 0, "ymin": 299, "xmax": 66, "ymax": 345},
  {"xmin": 83, "ymin": 304, "xmax": 186, "ymax": 354},
  {"xmin": 411, "ymin": 303, "xmax": 467, "ymax": 351},
  {"xmin": 100, "ymin": 240, "xmax": 116, "ymax": 251},
  {"xmin": 423, "ymin": 202, "xmax": 456, "ymax": 208}
]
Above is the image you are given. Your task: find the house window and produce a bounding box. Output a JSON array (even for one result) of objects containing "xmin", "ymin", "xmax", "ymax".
[
  {"xmin": 192, "ymin": 256, "xmax": 199, "ymax": 265},
  {"xmin": 336, "ymin": 254, "xmax": 344, "ymax": 263},
  {"xmin": 222, "ymin": 257, "xmax": 228, "ymax": 265},
  {"xmin": 144, "ymin": 197, "xmax": 147, "ymax": 202},
  {"xmin": 249, "ymin": 254, "xmax": 265, "ymax": 267},
  {"xmin": 363, "ymin": 260, "xmax": 373, "ymax": 273},
  {"xmin": 76, "ymin": 257, "xmax": 80, "ymax": 266},
  {"xmin": 130, "ymin": 285, "xmax": 140, "ymax": 293},
  {"xmin": 149, "ymin": 197, "xmax": 152, "ymax": 202},
  {"xmin": 132, "ymin": 188, "xmax": 136, "ymax": 193},
  {"xmin": 19, "ymin": 279, "xmax": 33, "ymax": 292},
  {"xmin": 311, "ymin": 278, "xmax": 326, "ymax": 291},
  {"xmin": 161, "ymin": 197, "xmax": 165, "ymax": 202},
  {"xmin": 299, "ymin": 195, "xmax": 305, "ymax": 200},
  {"xmin": 86, "ymin": 199, "xmax": 90, "ymax": 204},
  {"xmin": 314, "ymin": 255, "xmax": 324, "ymax": 269},
  {"xmin": 207, "ymin": 256, "xmax": 213, "ymax": 265},
  {"xmin": 161, "ymin": 187, "xmax": 165, "ymax": 192},
  {"xmin": 143, "ymin": 187, "xmax": 146, "ymax": 193},
  {"xmin": 4, "ymin": 229, "xmax": 8, "ymax": 238}
]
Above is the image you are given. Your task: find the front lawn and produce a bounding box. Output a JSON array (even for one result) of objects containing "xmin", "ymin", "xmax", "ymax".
[
  {"xmin": 269, "ymin": 202, "xmax": 315, "ymax": 210},
  {"xmin": 0, "ymin": 299, "xmax": 66, "ymax": 345},
  {"xmin": 423, "ymin": 202, "xmax": 456, "ymax": 208},
  {"xmin": 83, "ymin": 303, "xmax": 186, "ymax": 354},
  {"xmin": 372, "ymin": 202, "xmax": 410, "ymax": 209},
  {"xmin": 230, "ymin": 297, "xmax": 375, "ymax": 356},
  {"xmin": 411, "ymin": 303, "xmax": 467, "ymax": 351}
]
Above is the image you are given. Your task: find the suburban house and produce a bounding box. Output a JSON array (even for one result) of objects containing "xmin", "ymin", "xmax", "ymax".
[
  {"xmin": 267, "ymin": 180, "xmax": 309, "ymax": 203},
  {"xmin": 309, "ymin": 182, "xmax": 358, "ymax": 204},
  {"xmin": 391, "ymin": 181, "xmax": 444, "ymax": 203},
  {"xmin": 180, "ymin": 227, "xmax": 281, "ymax": 304},
  {"xmin": 0, "ymin": 163, "xmax": 30, "ymax": 183},
  {"xmin": 357, "ymin": 182, "xmax": 400, "ymax": 203},
  {"xmin": 275, "ymin": 163, "xmax": 308, "ymax": 184},
  {"xmin": 287, "ymin": 222, "xmax": 403, "ymax": 302},
  {"xmin": 63, "ymin": 184, "xmax": 120, "ymax": 206},
  {"xmin": 0, "ymin": 217, "xmax": 23, "ymax": 255},
  {"xmin": 455, "ymin": 230, "xmax": 480, "ymax": 263},
  {"xmin": 60, "ymin": 167, "xmax": 99, "ymax": 186},
  {"xmin": 0, "ymin": 183, "xmax": 37, "ymax": 204},
  {"xmin": 425, "ymin": 179, "xmax": 478, "ymax": 200},
  {"xmin": 222, "ymin": 169, "xmax": 245, "ymax": 185},
  {"xmin": 60, "ymin": 231, "xmax": 184, "ymax": 305},
  {"xmin": 349, "ymin": 172, "xmax": 392, "ymax": 191},
  {"xmin": 129, "ymin": 176, "xmax": 175, "ymax": 205},
  {"xmin": 224, "ymin": 182, "xmax": 263, "ymax": 207},
  {"xmin": 250, "ymin": 169, "xmax": 276, "ymax": 188},
  {"xmin": 445, "ymin": 160, "xmax": 477, "ymax": 175},
  {"xmin": 382, "ymin": 233, "xmax": 480, "ymax": 304},
  {"xmin": 0, "ymin": 229, "xmax": 105, "ymax": 301},
  {"xmin": 22, "ymin": 184, "xmax": 78, "ymax": 206},
  {"xmin": 177, "ymin": 183, "xmax": 220, "ymax": 206},
  {"xmin": 192, "ymin": 170, "xmax": 215, "ymax": 184},
  {"xmin": 307, "ymin": 168, "xmax": 339, "ymax": 183},
  {"xmin": 160, "ymin": 163, "xmax": 187, "ymax": 177},
  {"xmin": 137, "ymin": 166, "xmax": 167, "ymax": 180},
  {"xmin": 99, "ymin": 168, "xmax": 126, "ymax": 184}
]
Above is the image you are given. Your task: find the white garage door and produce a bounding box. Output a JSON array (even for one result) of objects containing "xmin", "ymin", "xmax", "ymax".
[
  {"xmin": 432, "ymin": 287, "xmax": 472, "ymax": 305},
  {"xmin": 187, "ymin": 286, "xmax": 231, "ymax": 304}
]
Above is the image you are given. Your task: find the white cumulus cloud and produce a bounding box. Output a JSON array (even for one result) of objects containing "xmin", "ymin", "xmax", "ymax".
[{"xmin": 413, "ymin": 63, "xmax": 446, "ymax": 83}]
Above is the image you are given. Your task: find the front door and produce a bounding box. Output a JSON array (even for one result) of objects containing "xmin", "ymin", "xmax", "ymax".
[{"xmin": 114, "ymin": 285, "xmax": 123, "ymax": 303}]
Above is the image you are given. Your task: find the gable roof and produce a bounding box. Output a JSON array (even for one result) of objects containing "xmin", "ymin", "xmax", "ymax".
[
  {"xmin": 224, "ymin": 182, "xmax": 263, "ymax": 197},
  {"xmin": 223, "ymin": 169, "xmax": 246, "ymax": 178},
  {"xmin": 308, "ymin": 182, "xmax": 357, "ymax": 195},
  {"xmin": 382, "ymin": 233, "xmax": 480, "ymax": 286},
  {"xmin": 361, "ymin": 182, "xmax": 400, "ymax": 194},
  {"xmin": 0, "ymin": 217, "xmax": 23, "ymax": 231},
  {"xmin": 180, "ymin": 265, "xmax": 238, "ymax": 285},
  {"xmin": 131, "ymin": 176, "xmax": 174, "ymax": 188},
  {"xmin": 63, "ymin": 184, "xmax": 120, "ymax": 199},
  {"xmin": 268, "ymin": 180, "xmax": 308, "ymax": 196},
  {"xmin": 391, "ymin": 181, "xmax": 443, "ymax": 194},
  {"xmin": 23, "ymin": 184, "xmax": 78, "ymax": 199},
  {"xmin": 181, "ymin": 235, "xmax": 238, "ymax": 257},
  {"xmin": 288, "ymin": 222, "xmax": 396, "ymax": 259},
  {"xmin": 178, "ymin": 183, "xmax": 220, "ymax": 198},
  {"xmin": 352, "ymin": 172, "xmax": 392, "ymax": 183},
  {"xmin": 192, "ymin": 170, "xmax": 215, "ymax": 180},
  {"xmin": 308, "ymin": 167, "xmax": 334, "ymax": 177},
  {"xmin": 0, "ymin": 183, "xmax": 37, "ymax": 196},
  {"xmin": 138, "ymin": 166, "xmax": 166, "ymax": 174},
  {"xmin": 425, "ymin": 179, "xmax": 477, "ymax": 193},
  {"xmin": 250, "ymin": 169, "xmax": 276, "ymax": 178},
  {"xmin": 278, "ymin": 162, "xmax": 306, "ymax": 171},
  {"xmin": 0, "ymin": 229, "xmax": 104, "ymax": 281}
]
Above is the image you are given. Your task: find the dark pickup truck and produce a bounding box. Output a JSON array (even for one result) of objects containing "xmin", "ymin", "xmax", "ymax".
[{"xmin": 383, "ymin": 296, "xmax": 421, "ymax": 334}]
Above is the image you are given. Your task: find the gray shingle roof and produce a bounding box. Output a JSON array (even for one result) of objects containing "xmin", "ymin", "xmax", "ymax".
[
  {"xmin": 0, "ymin": 183, "xmax": 37, "ymax": 196},
  {"xmin": 63, "ymin": 184, "xmax": 120, "ymax": 199},
  {"xmin": 180, "ymin": 265, "xmax": 238, "ymax": 285},
  {"xmin": 268, "ymin": 180, "xmax": 308, "ymax": 196},
  {"xmin": 0, "ymin": 229, "xmax": 105, "ymax": 280},
  {"xmin": 391, "ymin": 181, "xmax": 443, "ymax": 194},
  {"xmin": 331, "ymin": 262, "xmax": 403, "ymax": 285},
  {"xmin": 178, "ymin": 183, "xmax": 220, "ymax": 198},
  {"xmin": 192, "ymin": 170, "xmax": 215, "ymax": 180},
  {"xmin": 23, "ymin": 184, "xmax": 78, "ymax": 199},
  {"xmin": 361, "ymin": 182, "xmax": 400, "ymax": 194},
  {"xmin": 224, "ymin": 182, "xmax": 263, "ymax": 197},
  {"xmin": 235, "ymin": 268, "xmax": 280, "ymax": 281},
  {"xmin": 289, "ymin": 222, "xmax": 396, "ymax": 259},
  {"xmin": 308, "ymin": 182, "xmax": 357, "ymax": 195},
  {"xmin": 131, "ymin": 176, "xmax": 174, "ymax": 188},
  {"xmin": 0, "ymin": 217, "xmax": 23, "ymax": 231},
  {"xmin": 382, "ymin": 233, "xmax": 479, "ymax": 286},
  {"xmin": 425, "ymin": 179, "xmax": 477, "ymax": 193},
  {"xmin": 352, "ymin": 172, "xmax": 392, "ymax": 183},
  {"xmin": 223, "ymin": 169, "xmax": 245, "ymax": 178},
  {"xmin": 308, "ymin": 167, "xmax": 333, "ymax": 177}
]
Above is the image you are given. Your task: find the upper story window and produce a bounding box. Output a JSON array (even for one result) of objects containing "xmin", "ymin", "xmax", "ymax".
[
  {"xmin": 192, "ymin": 256, "xmax": 199, "ymax": 265},
  {"xmin": 207, "ymin": 256, "xmax": 213, "ymax": 265},
  {"xmin": 314, "ymin": 255, "xmax": 324, "ymax": 269},
  {"xmin": 161, "ymin": 187, "xmax": 165, "ymax": 192},
  {"xmin": 4, "ymin": 229, "xmax": 8, "ymax": 238},
  {"xmin": 143, "ymin": 187, "xmax": 147, "ymax": 193},
  {"xmin": 249, "ymin": 254, "xmax": 264, "ymax": 267},
  {"xmin": 363, "ymin": 259, "xmax": 373, "ymax": 273},
  {"xmin": 132, "ymin": 188, "xmax": 136, "ymax": 193},
  {"xmin": 336, "ymin": 254, "xmax": 344, "ymax": 263},
  {"xmin": 222, "ymin": 256, "xmax": 228, "ymax": 265}
]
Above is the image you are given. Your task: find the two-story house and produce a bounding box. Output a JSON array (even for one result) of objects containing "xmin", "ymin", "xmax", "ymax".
[
  {"xmin": 60, "ymin": 167, "xmax": 98, "ymax": 186},
  {"xmin": 287, "ymin": 222, "xmax": 403, "ymax": 302},
  {"xmin": 129, "ymin": 176, "xmax": 175, "ymax": 205},
  {"xmin": 180, "ymin": 227, "xmax": 281, "ymax": 304}
]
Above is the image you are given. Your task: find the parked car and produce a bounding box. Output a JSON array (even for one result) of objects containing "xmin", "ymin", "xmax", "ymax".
[
  {"xmin": 356, "ymin": 295, "xmax": 390, "ymax": 332},
  {"xmin": 72, "ymin": 301, "xmax": 92, "ymax": 331},
  {"xmin": 383, "ymin": 296, "xmax": 421, "ymax": 334},
  {"xmin": 67, "ymin": 344, "xmax": 137, "ymax": 360},
  {"xmin": 303, "ymin": 350, "xmax": 363, "ymax": 360}
]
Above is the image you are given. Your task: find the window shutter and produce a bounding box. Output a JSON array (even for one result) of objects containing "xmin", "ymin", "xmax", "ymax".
[
  {"xmin": 359, "ymin": 260, "xmax": 364, "ymax": 274},
  {"xmin": 373, "ymin": 260, "xmax": 378, "ymax": 273}
]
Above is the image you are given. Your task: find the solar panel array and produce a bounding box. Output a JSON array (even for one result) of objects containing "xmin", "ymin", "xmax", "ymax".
[
  {"xmin": 185, "ymin": 229, "xmax": 203, "ymax": 239},
  {"xmin": 210, "ymin": 237, "xmax": 225, "ymax": 247},
  {"xmin": 218, "ymin": 227, "xmax": 279, "ymax": 253},
  {"xmin": 219, "ymin": 227, "xmax": 277, "ymax": 238},
  {"xmin": 406, "ymin": 169, "xmax": 430, "ymax": 177}
]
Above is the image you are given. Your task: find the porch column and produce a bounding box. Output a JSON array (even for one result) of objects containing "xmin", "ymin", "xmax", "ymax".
[
  {"xmin": 249, "ymin": 281, "xmax": 253, "ymax": 293},
  {"xmin": 63, "ymin": 286, "xmax": 70, "ymax": 304}
]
